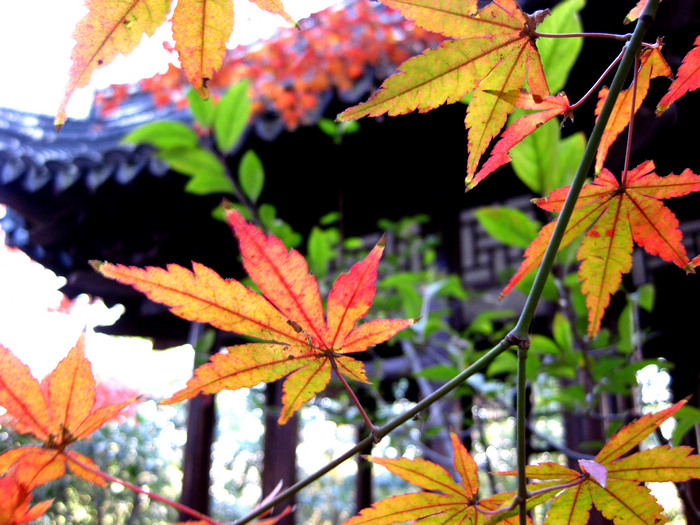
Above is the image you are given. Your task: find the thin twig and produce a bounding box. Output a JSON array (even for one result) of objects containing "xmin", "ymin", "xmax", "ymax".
[
  {"xmin": 621, "ymin": 52, "xmax": 641, "ymax": 186},
  {"xmin": 328, "ymin": 353, "xmax": 380, "ymax": 441},
  {"xmin": 65, "ymin": 452, "xmax": 222, "ymax": 525},
  {"xmin": 535, "ymin": 31, "xmax": 632, "ymax": 41},
  {"xmin": 571, "ymin": 48, "xmax": 626, "ymax": 110},
  {"xmin": 233, "ymin": 340, "xmax": 513, "ymax": 525}
]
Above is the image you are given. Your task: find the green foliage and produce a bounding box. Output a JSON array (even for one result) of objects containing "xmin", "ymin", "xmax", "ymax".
[
  {"xmin": 238, "ymin": 150, "xmax": 265, "ymax": 204},
  {"xmin": 473, "ymin": 207, "xmax": 540, "ymax": 248},
  {"xmin": 536, "ymin": 0, "xmax": 586, "ymax": 93},
  {"xmin": 214, "ymin": 80, "xmax": 252, "ymax": 154}
]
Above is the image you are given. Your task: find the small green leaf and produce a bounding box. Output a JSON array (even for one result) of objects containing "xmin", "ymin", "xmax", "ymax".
[
  {"xmin": 187, "ymin": 87, "xmax": 215, "ymax": 128},
  {"xmin": 510, "ymin": 117, "xmax": 560, "ymax": 194},
  {"xmin": 318, "ymin": 118, "xmax": 338, "ymax": 137},
  {"xmin": 415, "ymin": 364, "xmax": 460, "ymax": 382},
  {"xmin": 307, "ymin": 226, "xmax": 339, "ymax": 279},
  {"xmin": 474, "ymin": 207, "xmax": 541, "ymax": 248},
  {"xmin": 536, "ymin": 0, "xmax": 585, "ymax": 93},
  {"xmin": 672, "ymin": 406, "xmax": 700, "ymax": 446},
  {"xmin": 258, "ymin": 203, "xmax": 277, "ymax": 230},
  {"xmin": 553, "ymin": 312, "xmax": 574, "ymax": 355},
  {"xmin": 122, "ymin": 121, "xmax": 199, "ymax": 151},
  {"xmin": 238, "ymin": 150, "xmax": 265, "ymax": 203},
  {"xmin": 319, "ymin": 212, "xmax": 340, "ymax": 226},
  {"xmin": 487, "ymin": 351, "xmax": 518, "ymax": 377},
  {"xmin": 214, "ymin": 80, "xmax": 252, "ymax": 154},
  {"xmin": 159, "ymin": 147, "xmax": 235, "ymax": 195},
  {"xmin": 617, "ymin": 303, "xmax": 635, "ymax": 354},
  {"xmin": 515, "ymin": 269, "xmax": 559, "ymax": 303},
  {"xmin": 636, "ymin": 283, "xmax": 655, "ymax": 312},
  {"xmin": 468, "ymin": 309, "xmax": 515, "ymax": 336},
  {"xmin": 258, "ymin": 204, "xmax": 302, "ymax": 248},
  {"xmin": 343, "ymin": 237, "xmax": 364, "ymax": 250},
  {"xmin": 530, "ymin": 334, "xmax": 560, "ymax": 355},
  {"xmin": 551, "ymin": 131, "xmax": 586, "ymax": 194}
]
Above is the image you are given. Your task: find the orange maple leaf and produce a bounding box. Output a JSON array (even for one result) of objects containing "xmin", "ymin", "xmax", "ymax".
[
  {"xmin": 343, "ymin": 432, "xmax": 538, "ymax": 524},
  {"xmin": 93, "ymin": 209, "xmax": 415, "ymax": 424},
  {"xmin": 471, "ymin": 90, "xmax": 572, "ymax": 187},
  {"xmin": 0, "ymin": 335, "xmax": 138, "ymax": 488},
  {"xmin": 336, "ymin": 0, "xmax": 549, "ymax": 191},
  {"xmin": 501, "ymin": 160, "xmax": 700, "ymax": 336},
  {"xmin": 0, "ymin": 467, "xmax": 53, "ymax": 525},
  {"xmin": 517, "ymin": 400, "xmax": 700, "ymax": 525},
  {"xmin": 656, "ymin": 35, "xmax": 700, "ymax": 115},
  {"xmin": 56, "ymin": 0, "xmax": 296, "ymax": 129},
  {"xmin": 594, "ymin": 43, "xmax": 672, "ymax": 173},
  {"xmin": 172, "ymin": 0, "xmax": 235, "ymax": 99}
]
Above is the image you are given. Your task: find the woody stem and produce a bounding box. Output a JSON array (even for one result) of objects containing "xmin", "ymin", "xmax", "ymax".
[
  {"xmin": 65, "ymin": 451, "xmax": 222, "ymax": 525},
  {"xmin": 328, "ymin": 353, "xmax": 380, "ymax": 441},
  {"xmin": 621, "ymin": 52, "xmax": 641, "ymax": 187},
  {"xmin": 535, "ymin": 31, "xmax": 632, "ymax": 41}
]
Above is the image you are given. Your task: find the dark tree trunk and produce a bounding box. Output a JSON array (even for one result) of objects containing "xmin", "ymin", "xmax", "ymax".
[
  {"xmin": 178, "ymin": 393, "xmax": 216, "ymax": 519},
  {"xmin": 178, "ymin": 323, "xmax": 217, "ymax": 520},
  {"xmin": 262, "ymin": 380, "xmax": 299, "ymax": 525},
  {"xmin": 355, "ymin": 425, "xmax": 374, "ymax": 513}
]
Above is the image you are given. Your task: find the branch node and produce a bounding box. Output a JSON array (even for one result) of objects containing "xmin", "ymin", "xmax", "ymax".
[{"xmin": 505, "ymin": 332, "xmax": 530, "ymax": 351}]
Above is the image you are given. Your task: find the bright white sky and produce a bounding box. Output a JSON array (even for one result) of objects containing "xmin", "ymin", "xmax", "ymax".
[
  {"xmin": 0, "ymin": 0, "xmax": 338, "ymax": 119},
  {"xmin": 0, "ymin": 0, "xmax": 336, "ymax": 391}
]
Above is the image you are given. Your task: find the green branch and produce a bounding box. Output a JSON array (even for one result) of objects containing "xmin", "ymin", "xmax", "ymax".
[
  {"xmin": 510, "ymin": 1, "xmax": 659, "ymax": 521},
  {"xmin": 234, "ymin": 340, "xmax": 512, "ymax": 524},
  {"xmin": 237, "ymin": 3, "xmax": 661, "ymax": 524}
]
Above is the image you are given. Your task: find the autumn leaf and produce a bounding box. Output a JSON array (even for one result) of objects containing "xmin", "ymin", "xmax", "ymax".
[
  {"xmin": 501, "ymin": 160, "xmax": 700, "ymax": 336},
  {"xmin": 343, "ymin": 432, "xmax": 542, "ymax": 524},
  {"xmin": 93, "ymin": 209, "xmax": 414, "ymax": 423},
  {"xmin": 56, "ymin": 0, "xmax": 172, "ymax": 129},
  {"xmin": 656, "ymin": 35, "xmax": 700, "ymax": 115},
  {"xmin": 336, "ymin": 0, "xmax": 550, "ymax": 190},
  {"xmin": 471, "ymin": 90, "xmax": 572, "ymax": 186},
  {"xmin": 594, "ymin": 43, "xmax": 672, "ymax": 173},
  {"xmin": 519, "ymin": 400, "xmax": 700, "ymax": 525},
  {"xmin": 57, "ymin": 0, "xmax": 297, "ymax": 129},
  {"xmin": 0, "ymin": 467, "xmax": 53, "ymax": 525},
  {"xmin": 0, "ymin": 335, "xmax": 138, "ymax": 487},
  {"xmin": 172, "ymin": 0, "xmax": 235, "ymax": 99},
  {"xmin": 248, "ymin": 0, "xmax": 297, "ymax": 28}
]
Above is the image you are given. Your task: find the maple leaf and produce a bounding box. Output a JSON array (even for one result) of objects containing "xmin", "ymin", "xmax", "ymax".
[
  {"xmin": 519, "ymin": 400, "xmax": 700, "ymax": 525},
  {"xmin": 594, "ymin": 43, "xmax": 672, "ymax": 173},
  {"xmin": 93, "ymin": 209, "xmax": 414, "ymax": 424},
  {"xmin": 172, "ymin": 0, "xmax": 235, "ymax": 99},
  {"xmin": 501, "ymin": 160, "xmax": 700, "ymax": 336},
  {"xmin": 56, "ymin": 0, "xmax": 297, "ymax": 129},
  {"xmin": 471, "ymin": 90, "xmax": 572, "ymax": 186},
  {"xmin": 656, "ymin": 35, "xmax": 700, "ymax": 115},
  {"xmin": 56, "ymin": 0, "xmax": 172, "ymax": 129},
  {"xmin": 0, "ymin": 335, "xmax": 138, "ymax": 488},
  {"xmin": 343, "ymin": 432, "xmax": 539, "ymax": 524},
  {"xmin": 336, "ymin": 0, "xmax": 550, "ymax": 191},
  {"xmin": 0, "ymin": 467, "xmax": 53, "ymax": 525}
]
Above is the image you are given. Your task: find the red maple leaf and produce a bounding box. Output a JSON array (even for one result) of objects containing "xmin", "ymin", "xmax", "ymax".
[
  {"xmin": 656, "ymin": 35, "xmax": 700, "ymax": 115},
  {"xmin": 93, "ymin": 209, "xmax": 415, "ymax": 424},
  {"xmin": 502, "ymin": 161, "xmax": 700, "ymax": 336}
]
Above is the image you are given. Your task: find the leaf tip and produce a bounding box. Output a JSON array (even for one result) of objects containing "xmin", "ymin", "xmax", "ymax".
[{"xmin": 89, "ymin": 260, "xmax": 104, "ymax": 272}]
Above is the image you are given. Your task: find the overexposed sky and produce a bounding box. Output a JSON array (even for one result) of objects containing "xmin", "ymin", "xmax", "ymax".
[{"xmin": 0, "ymin": 0, "xmax": 338, "ymax": 119}]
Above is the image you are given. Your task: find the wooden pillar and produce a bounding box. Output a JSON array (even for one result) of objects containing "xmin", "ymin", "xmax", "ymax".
[
  {"xmin": 178, "ymin": 323, "xmax": 217, "ymax": 520},
  {"xmin": 178, "ymin": 393, "xmax": 216, "ymax": 518},
  {"xmin": 262, "ymin": 380, "xmax": 298, "ymax": 525}
]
